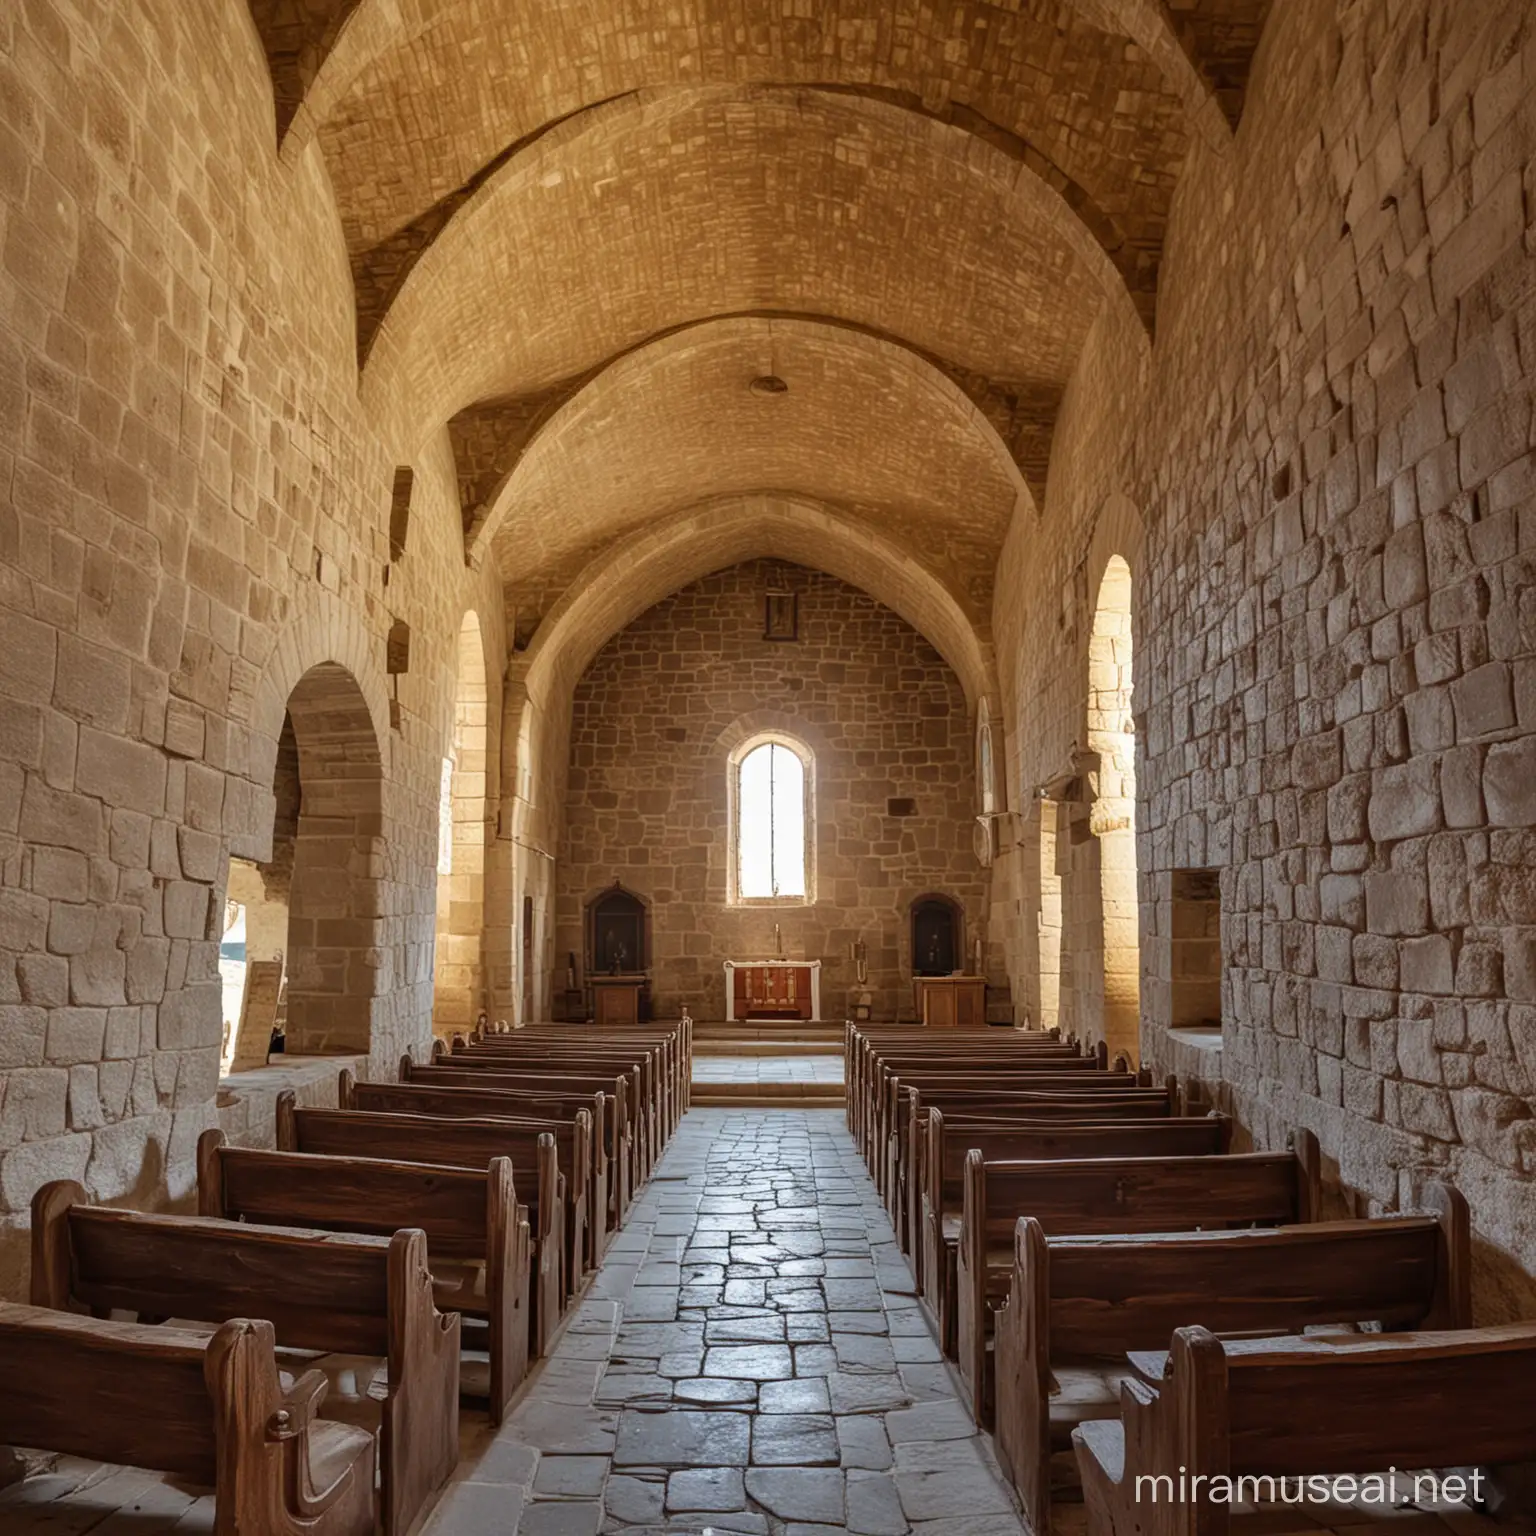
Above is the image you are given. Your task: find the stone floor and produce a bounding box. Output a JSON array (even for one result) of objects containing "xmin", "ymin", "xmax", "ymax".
[
  {"xmin": 690, "ymin": 1057, "xmax": 845, "ymax": 1085},
  {"xmin": 423, "ymin": 1107, "xmax": 1027, "ymax": 1536}
]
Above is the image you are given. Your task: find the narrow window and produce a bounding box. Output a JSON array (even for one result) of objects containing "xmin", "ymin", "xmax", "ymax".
[{"xmin": 736, "ymin": 740, "xmax": 808, "ymax": 900}]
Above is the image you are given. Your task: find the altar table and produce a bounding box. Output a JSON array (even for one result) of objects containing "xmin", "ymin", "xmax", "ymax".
[{"xmin": 723, "ymin": 960, "xmax": 822, "ymax": 1022}]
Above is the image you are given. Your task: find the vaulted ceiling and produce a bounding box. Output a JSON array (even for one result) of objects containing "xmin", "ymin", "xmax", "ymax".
[{"xmin": 247, "ymin": 0, "xmax": 1274, "ymax": 677}]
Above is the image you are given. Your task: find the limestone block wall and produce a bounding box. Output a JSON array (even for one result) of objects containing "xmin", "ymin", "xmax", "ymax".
[
  {"xmin": 997, "ymin": 0, "xmax": 1536, "ymax": 1315},
  {"xmin": 557, "ymin": 561, "xmax": 988, "ymax": 1020},
  {"xmin": 0, "ymin": 1, "xmax": 503, "ymax": 1296}
]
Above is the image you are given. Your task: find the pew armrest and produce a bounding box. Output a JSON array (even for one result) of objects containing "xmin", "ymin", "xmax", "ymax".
[{"xmin": 269, "ymin": 1368, "xmax": 331, "ymax": 1440}]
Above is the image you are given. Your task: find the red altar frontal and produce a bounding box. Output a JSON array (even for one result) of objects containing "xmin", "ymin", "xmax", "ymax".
[{"xmin": 723, "ymin": 960, "xmax": 823, "ymax": 1022}]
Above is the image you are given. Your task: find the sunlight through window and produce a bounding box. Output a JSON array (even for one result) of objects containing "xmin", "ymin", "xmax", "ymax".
[{"xmin": 737, "ymin": 741, "xmax": 806, "ymax": 899}]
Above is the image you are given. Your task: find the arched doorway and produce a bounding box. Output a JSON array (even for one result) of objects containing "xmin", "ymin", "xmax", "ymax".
[
  {"xmin": 282, "ymin": 662, "xmax": 385, "ymax": 1055},
  {"xmin": 911, "ymin": 895, "xmax": 962, "ymax": 976}
]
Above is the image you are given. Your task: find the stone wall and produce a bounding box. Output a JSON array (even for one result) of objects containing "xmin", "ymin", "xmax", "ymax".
[
  {"xmin": 996, "ymin": 0, "xmax": 1536, "ymax": 1317},
  {"xmin": 557, "ymin": 561, "xmax": 988, "ymax": 1020},
  {"xmin": 0, "ymin": 0, "xmax": 505, "ymax": 1296}
]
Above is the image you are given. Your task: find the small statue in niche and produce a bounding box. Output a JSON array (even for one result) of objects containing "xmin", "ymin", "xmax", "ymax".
[
  {"xmin": 926, "ymin": 934, "xmax": 942, "ymax": 972},
  {"xmin": 608, "ymin": 940, "xmax": 628, "ymax": 976}
]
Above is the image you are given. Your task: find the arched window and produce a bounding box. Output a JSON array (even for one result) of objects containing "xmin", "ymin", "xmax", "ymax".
[{"xmin": 730, "ymin": 735, "xmax": 814, "ymax": 903}]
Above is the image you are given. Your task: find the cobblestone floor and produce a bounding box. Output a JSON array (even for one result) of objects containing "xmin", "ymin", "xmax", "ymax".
[
  {"xmin": 423, "ymin": 1107, "xmax": 1028, "ymax": 1536},
  {"xmin": 690, "ymin": 1057, "xmax": 845, "ymax": 1085}
]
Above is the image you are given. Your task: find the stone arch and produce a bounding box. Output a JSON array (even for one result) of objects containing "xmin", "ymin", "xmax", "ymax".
[
  {"xmin": 432, "ymin": 609, "xmax": 491, "ymax": 1036},
  {"xmin": 471, "ymin": 314, "xmax": 1029, "ymax": 582},
  {"xmin": 237, "ymin": 597, "xmax": 390, "ymax": 843},
  {"xmin": 297, "ymin": 0, "xmax": 1226, "ymax": 177},
  {"xmin": 281, "ymin": 661, "xmax": 386, "ymax": 1054},
  {"xmin": 359, "ymin": 86, "xmax": 1138, "ymax": 451},
  {"xmin": 523, "ymin": 496, "xmax": 997, "ymax": 715}
]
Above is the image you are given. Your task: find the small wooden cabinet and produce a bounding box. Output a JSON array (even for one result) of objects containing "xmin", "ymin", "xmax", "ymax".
[
  {"xmin": 592, "ymin": 975, "xmax": 648, "ymax": 1026},
  {"xmin": 913, "ymin": 975, "xmax": 986, "ymax": 1028}
]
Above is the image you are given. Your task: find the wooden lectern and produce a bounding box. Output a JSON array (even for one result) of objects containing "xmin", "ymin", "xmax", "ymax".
[{"xmin": 592, "ymin": 974, "xmax": 648, "ymax": 1026}]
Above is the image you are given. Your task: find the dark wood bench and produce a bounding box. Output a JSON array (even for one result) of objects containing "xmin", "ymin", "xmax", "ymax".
[
  {"xmin": 198, "ymin": 1130, "xmax": 548, "ymax": 1413},
  {"xmin": 461, "ymin": 1019, "xmax": 692, "ymax": 1124},
  {"xmin": 1075, "ymin": 1319, "xmax": 1536, "ymax": 1536},
  {"xmin": 429, "ymin": 1039, "xmax": 672, "ymax": 1163},
  {"xmin": 291, "ymin": 1088, "xmax": 604, "ymax": 1272},
  {"xmin": 893, "ymin": 1083, "xmax": 1182, "ymax": 1251},
  {"xmin": 993, "ymin": 1183, "xmax": 1470, "ymax": 1536},
  {"xmin": 868, "ymin": 1067, "xmax": 1147, "ymax": 1193},
  {"xmin": 0, "ymin": 1302, "xmax": 376, "ymax": 1535},
  {"xmin": 846, "ymin": 1027, "xmax": 1093, "ymax": 1145},
  {"xmin": 348, "ymin": 1070, "xmax": 630, "ymax": 1230},
  {"xmin": 866, "ymin": 1056, "xmax": 1128, "ymax": 1177},
  {"xmin": 956, "ymin": 1132, "xmax": 1321, "ymax": 1427},
  {"xmin": 312, "ymin": 1078, "xmax": 603, "ymax": 1276},
  {"xmin": 403, "ymin": 1057, "xmax": 650, "ymax": 1186},
  {"xmin": 453, "ymin": 1024, "xmax": 688, "ymax": 1135},
  {"xmin": 30, "ymin": 1180, "xmax": 457, "ymax": 1536},
  {"xmin": 920, "ymin": 1113, "xmax": 1232, "ymax": 1353}
]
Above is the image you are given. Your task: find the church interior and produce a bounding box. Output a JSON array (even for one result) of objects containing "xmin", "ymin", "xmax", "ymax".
[{"xmin": 4, "ymin": 0, "xmax": 1536, "ymax": 1531}]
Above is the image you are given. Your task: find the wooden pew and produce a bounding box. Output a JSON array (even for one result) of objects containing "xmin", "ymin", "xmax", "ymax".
[
  {"xmin": 458, "ymin": 1024, "xmax": 688, "ymax": 1134},
  {"xmin": 349, "ymin": 1071, "xmax": 630, "ymax": 1229},
  {"xmin": 846, "ymin": 1025, "xmax": 1103, "ymax": 1131},
  {"xmin": 443, "ymin": 1040, "xmax": 668, "ymax": 1140},
  {"xmin": 293, "ymin": 1086, "xmax": 604, "ymax": 1270},
  {"xmin": 198, "ymin": 1130, "xmax": 548, "ymax": 1413},
  {"xmin": 867, "ymin": 1066, "xmax": 1145, "ymax": 1189},
  {"xmin": 893, "ymin": 1084, "xmax": 1181, "ymax": 1247},
  {"xmin": 0, "ymin": 1302, "xmax": 377, "ymax": 1536},
  {"xmin": 1075, "ymin": 1320, "xmax": 1536, "ymax": 1536},
  {"xmin": 404, "ymin": 1057, "xmax": 652, "ymax": 1186},
  {"xmin": 30, "ymin": 1182, "xmax": 457, "ymax": 1536},
  {"xmin": 303, "ymin": 1081, "xmax": 604, "ymax": 1276},
  {"xmin": 865, "ymin": 1056, "xmax": 1124, "ymax": 1174},
  {"xmin": 956, "ymin": 1132, "xmax": 1322, "ymax": 1427},
  {"xmin": 847, "ymin": 1028, "xmax": 1091, "ymax": 1143},
  {"xmin": 465, "ymin": 1018, "xmax": 692, "ymax": 1123},
  {"xmin": 921, "ymin": 1113, "xmax": 1232, "ymax": 1352},
  {"xmin": 439, "ymin": 1033, "xmax": 678, "ymax": 1150},
  {"xmin": 993, "ymin": 1183, "xmax": 1470, "ymax": 1536}
]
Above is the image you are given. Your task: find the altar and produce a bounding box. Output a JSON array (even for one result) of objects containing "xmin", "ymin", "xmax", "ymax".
[{"xmin": 723, "ymin": 960, "xmax": 822, "ymax": 1022}]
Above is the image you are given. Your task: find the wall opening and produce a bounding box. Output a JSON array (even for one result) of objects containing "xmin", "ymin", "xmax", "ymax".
[
  {"xmin": 433, "ymin": 611, "xmax": 489, "ymax": 1036},
  {"xmin": 522, "ymin": 893, "xmax": 535, "ymax": 1021},
  {"xmin": 282, "ymin": 662, "xmax": 385, "ymax": 1054},
  {"xmin": 728, "ymin": 733, "xmax": 815, "ymax": 904},
  {"xmin": 588, "ymin": 883, "xmax": 647, "ymax": 975},
  {"xmin": 1170, "ymin": 867, "xmax": 1223, "ymax": 1033},
  {"xmin": 911, "ymin": 894, "xmax": 962, "ymax": 976},
  {"xmin": 1035, "ymin": 799, "xmax": 1063, "ymax": 1033},
  {"xmin": 1087, "ymin": 554, "xmax": 1140, "ymax": 1063},
  {"xmin": 221, "ymin": 717, "xmax": 301, "ymax": 1071}
]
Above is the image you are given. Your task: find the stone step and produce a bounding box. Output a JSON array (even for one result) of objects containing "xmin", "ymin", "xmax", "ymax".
[
  {"xmin": 689, "ymin": 1080, "xmax": 845, "ymax": 1108},
  {"xmin": 694, "ymin": 1040, "xmax": 843, "ymax": 1057},
  {"xmin": 689, "ymin": 1091, "xmax": 847, "ymax": 1109}
]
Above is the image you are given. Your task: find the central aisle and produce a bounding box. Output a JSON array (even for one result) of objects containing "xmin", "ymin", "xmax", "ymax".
[{"xmin": 424, "ymin": 1108, "xmax": 1029, "ymax": 1536}]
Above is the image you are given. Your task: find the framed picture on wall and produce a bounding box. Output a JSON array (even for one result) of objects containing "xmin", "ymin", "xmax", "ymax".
[{"xmin": 764, "ymin": 590, "xmax": 798, "ymax": 641}]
